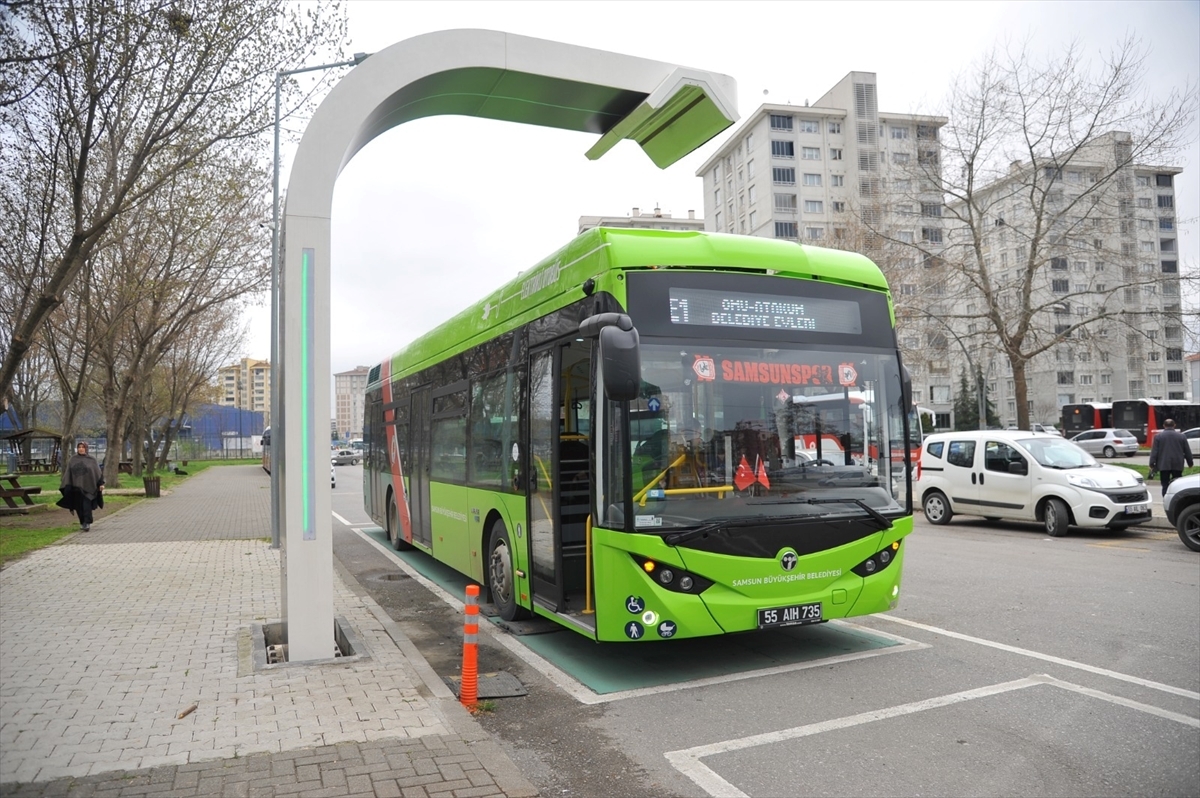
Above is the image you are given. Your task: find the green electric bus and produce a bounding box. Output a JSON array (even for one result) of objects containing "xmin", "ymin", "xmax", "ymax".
[{"xmin": 363, "ymin": 228, "xmax": 914, "ymax": 642}]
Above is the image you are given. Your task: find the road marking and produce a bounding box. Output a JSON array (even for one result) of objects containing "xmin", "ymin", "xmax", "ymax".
[
  {"xmin": 876, "ymin": 614, "xmax": 1199, "ymax": 700},
  {"xmin": 1086, "ymin": 541, "xmax": 1150, "ymax": 550},
  {"xmin": 332, "ymin": 511, "xmax": 352, "ymax": 526},
  {"xmin": 351, "ymin": 527, "xmax": 927, "ymax": 704},
  {"xmin": 664, "ymin": 674, "xmax": 1198, "ymax": 798}
]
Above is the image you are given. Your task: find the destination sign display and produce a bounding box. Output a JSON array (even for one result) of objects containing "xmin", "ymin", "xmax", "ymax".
[{"xmin": 668, "ymin": 287, "xmax": 862, "ymax": 334}]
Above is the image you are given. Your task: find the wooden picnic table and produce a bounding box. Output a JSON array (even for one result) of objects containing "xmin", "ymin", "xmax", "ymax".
[{"xmin": 0, "ymin": 473, "xmax": 43, "ymax": 514}]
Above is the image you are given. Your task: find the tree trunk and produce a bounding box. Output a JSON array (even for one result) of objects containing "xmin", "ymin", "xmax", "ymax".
[{"xmin": 1012, "ymin": 360, "xmax": 1030, "ymax": 430}]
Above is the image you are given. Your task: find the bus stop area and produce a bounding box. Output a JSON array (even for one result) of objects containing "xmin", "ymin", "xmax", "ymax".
[
  {"xmin": 2, "ymin": 463, "xmax": 1188, "ymax": 798},
  {"xmin": 0, "ymin": 465, "xmax": 536, "ymax": 798}
]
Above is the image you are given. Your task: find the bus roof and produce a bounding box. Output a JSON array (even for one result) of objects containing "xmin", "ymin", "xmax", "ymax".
[{"xmin": 374, "ymin": 227, "xmax": 889, "ymax": 386}]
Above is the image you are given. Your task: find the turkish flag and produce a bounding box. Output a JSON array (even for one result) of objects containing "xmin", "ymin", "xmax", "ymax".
[
  {"xmin": 734, "ymin": 456, "xmax": 755, "ymax": 491},
  {"xmin": 755, "ymin": 456, "xmax": 771, "ymax": 489}
]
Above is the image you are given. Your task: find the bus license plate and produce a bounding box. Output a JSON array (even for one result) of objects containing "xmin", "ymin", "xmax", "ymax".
[
  {"xmin": 1126, "ymin": 503, "xmax": 1149, "ymax": 515},
  {"xmin": 758, "ymin": 602, "xmax": 822, "ymax": 629}
]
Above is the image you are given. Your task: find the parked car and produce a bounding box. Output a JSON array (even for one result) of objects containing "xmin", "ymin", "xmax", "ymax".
[
  {"xmin": 331, "ymin": 449, "xmax": 359, "ymax": 466},
  {"xmin": 1163, "ymin": 474, "xmax": 1200, "ymax": 551},
  {"xmin": 917, "ymin": 430, "xmax": 1151, "ymax": 536},
  {"xmin": 1183, "ymin": 427, "xmax": 1200, "ymax": 458},
  {"xmin": 1069, "ymin": 428, "xmax": 1140, "ymax": 458}
]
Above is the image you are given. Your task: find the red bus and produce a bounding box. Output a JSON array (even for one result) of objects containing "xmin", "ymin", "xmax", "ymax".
[
  {"xmin": 1061, "ymin": 403, "xmax": 1112, "ymax": 436},
  {"xmin": 1111, "ymin": 400, "xmax": 1200, "ymax": 446}
]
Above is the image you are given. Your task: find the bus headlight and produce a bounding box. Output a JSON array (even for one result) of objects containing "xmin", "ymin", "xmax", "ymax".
[
  {"xmin": 852, "ymin": 540, "xmax": 903, "ymax": 578},
  {"xmin": 631, "ymin": 555, "xmax": 712, "ymax": 594}
]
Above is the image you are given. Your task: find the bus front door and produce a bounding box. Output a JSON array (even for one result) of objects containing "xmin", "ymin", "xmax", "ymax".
[
  {"xmin": 528, "ymin": 349, "xmax": 565, "ymax": 612},
  {"xmin": 528, "ymin": 341, "xmax": 594, "ymax": 624},
  {"xmin": 408, "ymin": 385, "xmax": 433, "ymax": 549}
]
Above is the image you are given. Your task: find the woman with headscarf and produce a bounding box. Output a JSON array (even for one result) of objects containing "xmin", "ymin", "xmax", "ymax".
[{"xmin": 58, "ymin": 441, "xmax": 104, "ymax": 531}]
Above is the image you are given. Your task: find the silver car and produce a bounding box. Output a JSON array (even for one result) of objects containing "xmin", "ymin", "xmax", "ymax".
[
  {"xmin": 1068, "ymin": 428, "xmax": 1139, "ymax": 458},
  {"xmin": 331, "ymin": 449, "xmax": 360, "ymax": 466}
]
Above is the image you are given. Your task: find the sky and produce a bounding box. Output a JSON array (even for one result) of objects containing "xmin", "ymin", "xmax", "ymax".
[{"xmin": 241, "ymin": 0, "xmax": 1200, "ymax": 397}]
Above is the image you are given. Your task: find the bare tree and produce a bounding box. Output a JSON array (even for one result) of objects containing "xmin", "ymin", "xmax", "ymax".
[
  {"xmin": 896, "ymin": 37, "xmax": 1196, "ymax": 428},
  {"xmin": 139, "ymin": 305, "xmax": 241, "ymax": 472},
  {"xmin": 90, "ymin": 151, "xmax": 269, "ymax": 486},
  {"xmin": 0, "ymin": 0, "xmax": 346, "ymax": 407}
]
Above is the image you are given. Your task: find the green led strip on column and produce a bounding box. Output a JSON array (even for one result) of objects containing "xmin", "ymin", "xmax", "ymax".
[{"xmin": 302, "ymin": 247, "xmax": 316, "ymax": 541}]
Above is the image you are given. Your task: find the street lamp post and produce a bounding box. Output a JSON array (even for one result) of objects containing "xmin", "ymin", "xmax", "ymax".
[{"xmin": 270, "ymin": 53, "xmax": 370, "ymax": 549}]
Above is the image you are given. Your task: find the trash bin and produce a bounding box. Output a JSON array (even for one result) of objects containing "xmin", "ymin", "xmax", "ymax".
[{"xmin": 143, "ymin": 476, "xmax": 161, "ymax": 498}]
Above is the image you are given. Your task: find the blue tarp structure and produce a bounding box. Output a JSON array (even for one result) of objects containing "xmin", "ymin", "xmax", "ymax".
[{"xmin": 181, "ymin": 404, "xmax": 265, "ymax": 458}]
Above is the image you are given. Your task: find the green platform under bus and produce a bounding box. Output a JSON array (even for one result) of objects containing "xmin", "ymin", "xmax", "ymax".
[{"xmin": 360, "ymin": 527, "xmax": 906, "ymax": 696}]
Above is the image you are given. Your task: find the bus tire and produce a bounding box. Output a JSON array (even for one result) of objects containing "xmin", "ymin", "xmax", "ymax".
[
  {"xmin": 388, "ymin": 495, "xmax": 413, "ymax": 551},
  {"xmin": 923, "ymin": 491, "xmax": 952, "ymax": 525},
  {"xmin": 1043, "ymin": 498, "xmax": 1070, "ymax": 537},
  {"xmin": 487, "ymin": 520, "xmax": 530, "ymax": 621}
]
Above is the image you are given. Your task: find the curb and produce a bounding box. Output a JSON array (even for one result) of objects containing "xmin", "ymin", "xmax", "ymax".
[{"xmin": 331, "ymin": 555, "xmax": 540, "ymax": 798}]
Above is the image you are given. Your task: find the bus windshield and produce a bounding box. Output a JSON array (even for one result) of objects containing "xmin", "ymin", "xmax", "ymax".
[{"xmin": 607, "ymin": 341, "xmax": 910, "ymax": 531}]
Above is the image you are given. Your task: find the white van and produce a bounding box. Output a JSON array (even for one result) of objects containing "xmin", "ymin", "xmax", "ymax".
[{"xmin": 916, "ymin": 430, "xmax": 1151, "ymax": 536}]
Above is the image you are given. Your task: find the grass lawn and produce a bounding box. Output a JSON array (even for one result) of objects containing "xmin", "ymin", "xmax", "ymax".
[
  {"xmin": 0, "ymin": 459, "xmax": 260, "ymax": 567},
  {"xmin": 1108, "ymin": 463, "xmax": 1200, "ymax": 480}
]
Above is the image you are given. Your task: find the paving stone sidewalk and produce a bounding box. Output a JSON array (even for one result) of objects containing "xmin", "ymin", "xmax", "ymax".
[{"xmin": 0, "ymin": 465, "xmax": 537, "ymax": 797}]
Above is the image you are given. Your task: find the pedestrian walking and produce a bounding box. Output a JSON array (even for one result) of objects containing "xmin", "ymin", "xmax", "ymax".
[
  {"xmin": 1148, "ymin": 418, "xmax": 1193, "ymax": 497},
  {"xmin": 58, "ymin": 441, "xmax": 104, "ymax": 531}
]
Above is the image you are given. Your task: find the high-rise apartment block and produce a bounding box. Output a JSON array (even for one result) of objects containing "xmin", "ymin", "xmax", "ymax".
[
  {"xmin": 943, "ymin": 132, "xmax": 1185, "ymax": 423},
  {"xmin": 696, "ymin": 71, "xmax": 945, "ymax": 246},
  {"xmin": 695, "ymin": 71, "xmax": 1188, "ymax": 427},
  {"xmin": 217, "ymin": 357, "xmax": 271, "ymax": 424},
  {"xmin": 335, "ymin": 366, "xmax": 370, "ymax": 441}
]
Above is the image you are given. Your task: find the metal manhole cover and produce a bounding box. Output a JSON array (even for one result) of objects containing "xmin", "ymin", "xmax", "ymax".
[{"xmin": 367, "ymin": 571, "xmax": 408, "ymax": 582}]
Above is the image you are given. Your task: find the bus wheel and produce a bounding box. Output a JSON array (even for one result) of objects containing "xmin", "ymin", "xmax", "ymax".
[
  {"xmin": 923, "ymin": 491, "xmax": 952, "ymax": 525},
  {"xmin": 1043, "ymin": 498, "xmax": 1070, "ymax": 537},
  {"xmin": 388, "ymin": 496, "xmax": 413, "ymax": 551},
  {"xmin": 488, "ymin": 521, "xmax": 530, "ymax": 621}
]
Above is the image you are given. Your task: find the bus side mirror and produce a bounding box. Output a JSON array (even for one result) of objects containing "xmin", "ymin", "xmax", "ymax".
[
  {"xmin": 580, "ymin": 312, "xmax": 642, "ymax": 402},
  {"xmin": 599, "ymin": 324, "xmax": 641, "ymax": 401},
  {"xmin": 901, "ymin": 364, "xmax": 913, "ymax": 410}
]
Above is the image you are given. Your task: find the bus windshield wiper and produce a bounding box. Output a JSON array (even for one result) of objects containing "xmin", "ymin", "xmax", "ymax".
[
  {"xmin": 662, "ymin": 515, "xmax": 763, "ymax": 547},
  {"xmin": 751, "ymin": 497, "xmax": 893, "ymax": 529}
]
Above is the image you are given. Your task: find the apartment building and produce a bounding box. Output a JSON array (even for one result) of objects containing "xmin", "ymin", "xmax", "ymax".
[
  {"xmin": 334, "ymin": 366, "xmax": 370, "ymax": 441},
  {"xmin": 578, "ymin": 206, "xmax": 704, "ymax": 234},
  {"xmin": 697, "ymin": 72, "xmax": 1188, "ymax": 427},
  {"xmin": 940, "ymin": 132, "xmax": 1186, "ymax": 424},
  {"xmin": 217, "ymin": 357, "xmax": 271, "ymax": 424}
]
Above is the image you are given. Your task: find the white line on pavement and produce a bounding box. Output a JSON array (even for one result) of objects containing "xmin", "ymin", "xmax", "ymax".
[
  {"xmin": 875, "ymin": 614, "xmax": 1200, "ymax": 700},
  {"xmin": 665, "ymin": 676, "xmax": 1049, "ymax": 798},
  {"xmin": 664, "ymin": 673, "xmax": 1199, "ymax": 798}
]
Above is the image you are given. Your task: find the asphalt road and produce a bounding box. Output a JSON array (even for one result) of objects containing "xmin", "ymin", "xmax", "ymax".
[{"xmin": 330, "ymin": 464, "xmax": 1200, "ymax": 797}]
